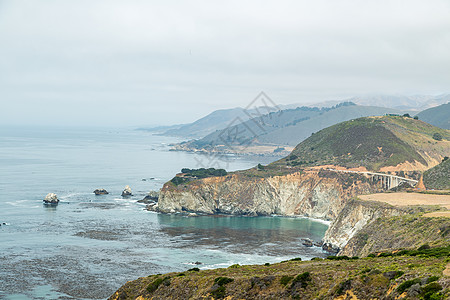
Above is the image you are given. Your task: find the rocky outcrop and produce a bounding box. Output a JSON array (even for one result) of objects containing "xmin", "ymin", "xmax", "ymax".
[
  {"xmin": 43, "ymin": 193, "xmax": 59, "ymax": 204},
  {"xmin": 338, "ymin": 207, "xmax": 450, "ymax": 257},
  {"xmin": 322, "ymin": 199, "xmax": 405, "ymax": 253},
  {"xmin": 93, "ymin": 189, "xmax": 109, "ymax": 195},
  {"xmin": 121, "ymin": 185, "xmax": 132, "ymax": 197},
  {"xmin": 138, "ymin": 191, "xmax": 159, "ymax": 204},
  {"xmin": 156, "ymin": 170, "xmax": 379, "ymax": 220}
]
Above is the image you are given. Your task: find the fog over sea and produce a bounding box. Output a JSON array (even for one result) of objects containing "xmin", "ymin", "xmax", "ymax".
[{"xmin": 0, "ymin": 126, "xmax": 329, "ymax": 299}]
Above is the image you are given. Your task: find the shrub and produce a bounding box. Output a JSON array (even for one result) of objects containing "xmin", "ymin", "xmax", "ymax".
[
  {"xmin": 214, "ymin": 277, "xmax": 234, "ymax": 286},
  {"xmin": 336, "ymin": 279, "xmax": 352, "ymax": 295},
  {"xmin": 280, "ymin": 276, "xmax": 294, "ymax": 286},
  {"xmin": 432, "ymin": 133, "xmax": 443, "ymax": 141},
  {"xmin": 418, "ymin": 244, "xmax": 430, "ymax": 250},
  {"xmin": 422, "ymin": 282, "xmax": 442, "ymax": 294},
  {"xmin": 210, "ymin": 286, "xmax": 226, "ymax": 299},
  {"xmin": 188, "ymin": 267, "xmax": 200, "ymax": 272},
  {"xmin": 397, "ymin": 278, "xmax": 421, "ymax": 294},
  {"xmin": 228, "ymin": 264, "xmax": 240, "ymax": 269},
  {"xmin": 426, "ymin": 276, "xmax": 439, "ymax": 284},
  {"xmin": 327, "ymin": 255, "xmax": 351, "ymax": 260},
  {"xmin": 290, "ymin": 257, "xmax": 302, "ymax": 261},
  {"xmin": 292, "ymin": 272, "xmax": 311, "ymax": 288},
  {"xmin": 147, "ymin": 276, "xmax": 170, "ymax": 293}
]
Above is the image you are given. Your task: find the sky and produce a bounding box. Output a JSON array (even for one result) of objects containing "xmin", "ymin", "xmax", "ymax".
[{"xmin": 1, "ymin": 0, "xmax": 449, "ymax": 127}]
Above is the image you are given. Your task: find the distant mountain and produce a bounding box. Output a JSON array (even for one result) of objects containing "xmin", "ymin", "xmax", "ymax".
[
  {"xmin": 348, "ymin": 94, "xmax": 450, "ymax": 111},
  {"xmin": 271, "ymin": 115, "xmax": 450, "ymax": 171},
  {"xmin": 179, "ymin": 103, "xmax": 404, "ymax": 152},
  {"xmin": 417, "ymin": 102, "xmax": 450, "ymax": 129},
  {"xmin": 162, "ymin": 107, "xmax": 272, "ymax": 139}
]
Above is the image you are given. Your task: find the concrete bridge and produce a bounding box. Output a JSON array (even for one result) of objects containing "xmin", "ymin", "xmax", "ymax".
[{"xmin": 327, "ymin": 169, "xmax": 418, "ymax": 190}]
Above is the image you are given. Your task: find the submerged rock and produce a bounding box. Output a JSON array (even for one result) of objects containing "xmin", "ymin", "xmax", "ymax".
[
  {"xmin": 121, "ymin": 185, "xmax": 132, "ymax": 197},
  {"xmin": 43, "ymin": 193, "xmax": 59, "ymax": 205},
  {"xmin": 93, "ymin": 189, "xmax": 109, "ymax": 195}
]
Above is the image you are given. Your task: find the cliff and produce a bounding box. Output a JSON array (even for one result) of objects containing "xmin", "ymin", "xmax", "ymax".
[
  {"xmin": 156, "ymin": 170, "xmax": 379, "ymax": 221},
  {"xmin": 322, "ymin": 199, "xmax": 406, "ymax": 250},
  {"xmin": 339, "ymin": 209, "xmax": 450, "ymax": 257}
]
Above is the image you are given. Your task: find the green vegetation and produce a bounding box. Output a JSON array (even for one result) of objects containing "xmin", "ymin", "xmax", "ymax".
[
  {"xmin": 433, "ymin": 132, "xmax": 443, "ymax": 141},
  {"xmin": 146, "ymin": 276, "xmax": 171, "ymax": 293},
  {"xmin": 181, "ymin": 168, "xmax": 227, "ymax": 178},
  {"xmin": 291, "ymin": 272, "xmax": 311, "ymax": 288},
  {"xmin": 418, "ymin": 102, "xmax": 450, "ymax": 130},
  {"xmin": 344, "ymin": 212, "xmax": 450, "ymax": 257},
  {"xmin": 210, "ymin": 277, "xmax": 234, "ymax": 299},
  {"xmin": 110, "ymin": 245, "xmax": 450, "ymax": 300},
  {"xmin": 268, "ymin": 115, "xmax": 450, "ymax": 171},
  {"xmin": 423, "ymin": 158, "xmax": 450, "ymax": 190},
  {"xmin": 280, "ymin": 275, "xmax": 294, "ymax": 286},
  {"xmin": 170, "ymin": 168, "xmax": 227, "ymax": 185}
]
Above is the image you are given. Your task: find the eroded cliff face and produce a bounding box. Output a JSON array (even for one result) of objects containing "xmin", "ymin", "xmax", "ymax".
[
  {"xmin": 157, "ymin": 170, "xmax": 379, "ymax": 221},
  {"xmin": 322, "ymin": 199, "xmax": 405, "ymax": 252}
]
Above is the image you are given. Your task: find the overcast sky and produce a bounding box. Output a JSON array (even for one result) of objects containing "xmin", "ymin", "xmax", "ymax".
[{"xmin": 1, "ymin": 0, "xmax": 449, "ymax": 127}]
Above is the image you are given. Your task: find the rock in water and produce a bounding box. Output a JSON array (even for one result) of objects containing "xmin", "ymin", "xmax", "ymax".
[
  {"xmin": 301, "ymin": 238, "xmax": 313, "ymax": 247},
  {"xmin": 121, "ymin": 185, "xmax": 132, "ymax": 197},
  {"xmin": 43, "ymin": 193, "xmax": 59, "ymax": 205},
  {"xmin": 93, "ymin": 189, "xmax": 109, "ymax": 195},
  {"xmin": 138, "ymin": 190, "xmax": 159, "ymax": 203}
]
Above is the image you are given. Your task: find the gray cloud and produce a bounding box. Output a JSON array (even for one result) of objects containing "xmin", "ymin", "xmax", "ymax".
[{"xmin": 1, "ymin": 0, "xmax": 449, "ymax": 126}]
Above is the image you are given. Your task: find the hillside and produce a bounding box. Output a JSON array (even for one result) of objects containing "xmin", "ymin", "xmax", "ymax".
[
  {"xmin": 110, "ymin": 245, "xmax": 450, "ymax": 299},
  {"xmin": 177, "ymin": 103, "xmax": 403, "ymax": 154},
  {"xmin": 162, "ymin": 107, "xmax": 258, "ymax": 139},
  {"xmin": 424, "ymin": 158, "xmax": 450, "ymax": 190},
  {"xmin": 418, "ymin": 102, "xmax": 450, "ymax": 129},
  {"xmin": 270, "ymin": 115, "xmax": 450, "ymax": 172}
]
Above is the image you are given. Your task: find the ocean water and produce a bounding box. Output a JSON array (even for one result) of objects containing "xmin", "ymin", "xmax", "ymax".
[{"xmin": 0, "ymin": 126, "xmax": 329, "ymax": 299}]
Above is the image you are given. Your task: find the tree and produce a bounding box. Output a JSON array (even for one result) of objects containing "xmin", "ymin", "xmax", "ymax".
[
  {"xmin": 413, "ymin": 116, "xmax": 419, "ymax": 120},
  {"xmin": 403, "ymin": 113, "xmax": 411, "ymax": 118},
  {"xmin": 257, "ymin": 163, "xmax": 265, "ymax": 170},
  {"xmin": 432, "ymin": 133, "xmax": 443, "ymax": 141}
]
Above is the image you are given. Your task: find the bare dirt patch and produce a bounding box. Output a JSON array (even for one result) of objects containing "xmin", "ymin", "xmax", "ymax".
[{"xmin": 359, "ymin": 192, "xmax": 450, "ymax": 217}]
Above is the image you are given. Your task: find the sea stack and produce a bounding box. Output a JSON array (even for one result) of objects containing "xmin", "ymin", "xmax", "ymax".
[
  {"xmin": 121, "ymin": 185, "xmax": 132, "ymax": 197},
  {"xmin": 43, "ymin": 193, "xmax": 59, "ymax": 205},
  {"xmin": 93, "ymin": 189, "xmax": 109, "ymax": 195}
]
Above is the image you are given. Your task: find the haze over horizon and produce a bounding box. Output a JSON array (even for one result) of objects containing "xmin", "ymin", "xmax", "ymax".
[{"xmin": 1, "ymin": 0, "xmax": 449, "ymax": 127}]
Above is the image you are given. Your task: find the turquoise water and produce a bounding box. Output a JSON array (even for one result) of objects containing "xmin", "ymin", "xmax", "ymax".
[{"xmin": 0, "ymin": 126, "xmax": 329, "ymax": 299}]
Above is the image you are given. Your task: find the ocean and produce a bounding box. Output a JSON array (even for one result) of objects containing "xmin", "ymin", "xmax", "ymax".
[{"xmin": 0, "ymin": 126, "xmax": 329, "ymax": 299}]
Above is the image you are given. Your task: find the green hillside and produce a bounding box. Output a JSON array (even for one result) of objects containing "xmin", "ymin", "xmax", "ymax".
[
  {"xmin": 418, "ymin": 102, "xmax": 450, "ymax": 129},
  {"xmin": 423, "ymin": 158, "xmax": 450, "ymax": 190},
  {"xmin": 110, "ymin": 245, "xmax": 450, "ymax": 300},
  {"xmin": 269, "ymin": 115, "xmax": 450, "ymax": 171}
]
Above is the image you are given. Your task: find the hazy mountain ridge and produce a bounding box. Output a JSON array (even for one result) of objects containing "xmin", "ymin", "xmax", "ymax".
[
  {"xmin": 177, "ymin": 104, "xmax": 404, "ymax": 153},
  {"xmin": 417, "ymin": 102, "xmax": 450, "ymax": 130}
]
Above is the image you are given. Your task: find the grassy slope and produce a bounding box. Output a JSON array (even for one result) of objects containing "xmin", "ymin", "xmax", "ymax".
[
  {"xmin": 342, "ymin": 211, "xmax": 450, "ymax": 257},
  {"xmin": 418, "ymin": 102, "xmax": 450, "ymax": 129},
  {"xmin": 269, "ymin": 116, "xmax": 450, "ymax": 171},
  {"xmin": 109, "ymin": 249, "xmax": 450, "ymax": 300},
  {"xmin": 424, "ymin": 159, "xmax": 450, "ymax": 190}
]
